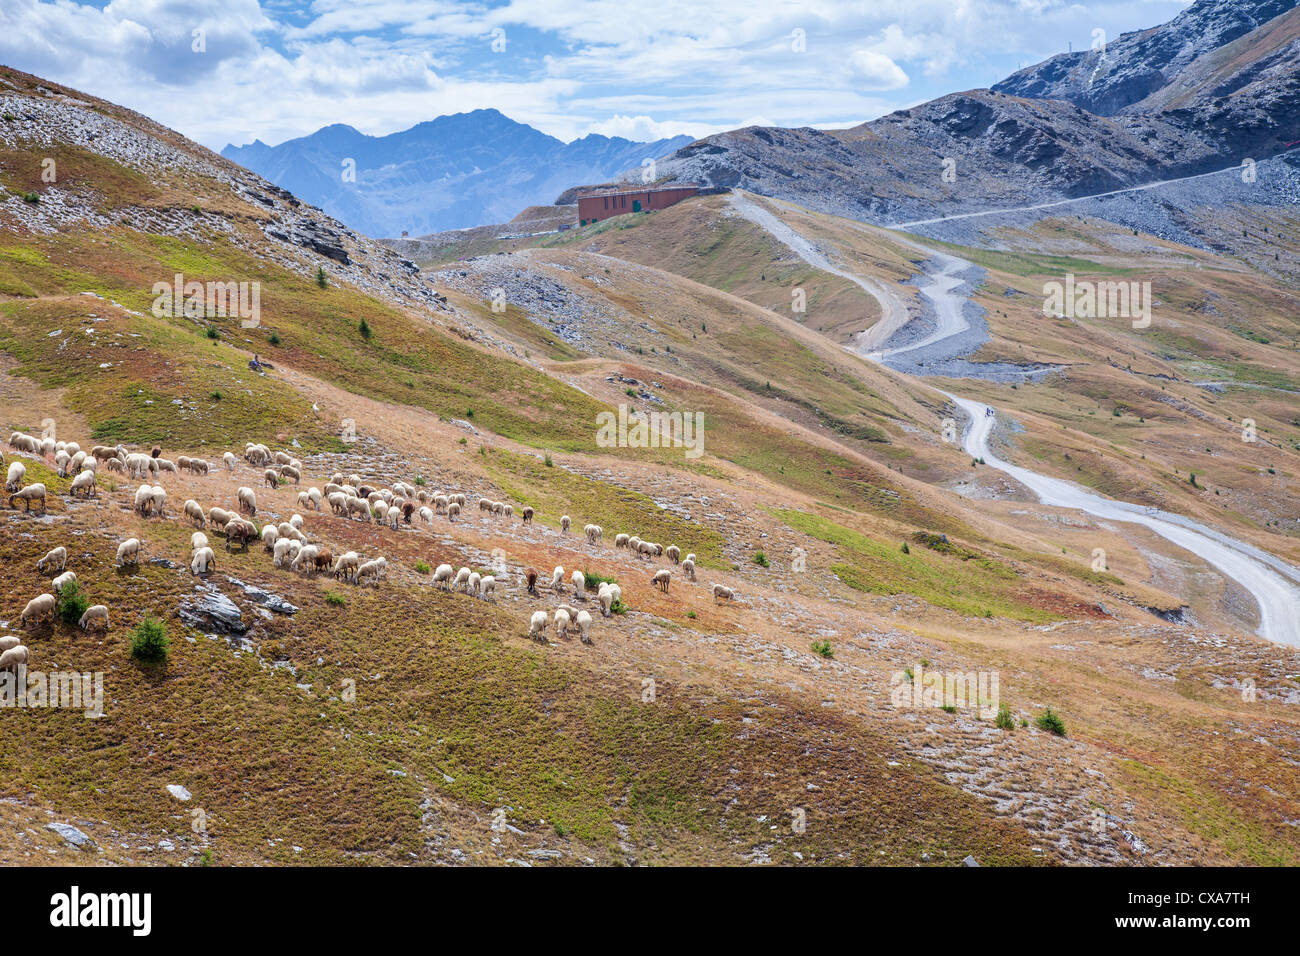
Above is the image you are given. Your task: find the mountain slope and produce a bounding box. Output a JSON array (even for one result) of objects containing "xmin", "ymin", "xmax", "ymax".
[{"xmin": 222, "ymin": 110, "xmax": 691, "ymax": 237}]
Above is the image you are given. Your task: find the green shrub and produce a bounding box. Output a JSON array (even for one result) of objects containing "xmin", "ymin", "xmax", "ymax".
[
  {"xmin": 205, "ymin": 326, "xmax": 219, "ymax": 340},
  {"xmin": 22, "ymin": 191, "xmax": 39, "ymax": 204},
  {"xmin": 315, "ymin": 266, "xmax": 327, "ymax": 289},
  {"xmin": 130, "ymin": 617, "xmax": 169, "ymax": 663},
  {"xmin": 414, "ymin": 560, "xmax": 431, "ymax": 574},
  {"xmin": 325, "ymin": 591, "xmax": 347, "ymax": 607},
  {"xmin": 358, "ymin": 318, "xmax": 371, "ymax": 339},
  {"xmin": 55, "ymin": 581, "xmax": 89, "ymax": 627},
  {"xmin": 269, "ymin": 332, "xmax": 282, "ymax": 346},
  {"xmin": 583, "ymin": 570, "xmax": 617, "ymax": 590},
  {"xmin": 1035, "ymin": 707, "xmax": 1066, "ymax": 736},
  {"xmin": 610, "ymin": 599, "xmax": 627, "ymax": 615},
  {"xmin": 544, "ymin": 451, "xmax": 553, "ymax": 467},
  {"xmin": 995, "ymin": 703, "xmax": 1015, "ymax": 730},
  {"xmin": 753, "ymin": 551, "xmax": 769, "ymax": 568},
  {"xmin": 811, "ymin": 640, "xmax": 833, "ymax": 658}
]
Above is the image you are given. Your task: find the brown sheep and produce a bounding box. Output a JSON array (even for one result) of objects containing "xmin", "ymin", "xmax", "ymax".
[
  {"xmin": 312, "ymin": 549, "xmax": 333, "ymax": 574},
  {"xmin": 526, "ymin": 567, "xmax": 539, "ymax": 596}
]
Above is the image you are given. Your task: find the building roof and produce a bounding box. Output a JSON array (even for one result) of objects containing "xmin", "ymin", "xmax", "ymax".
[{"xmin": 576, "ymin": 183, "xmax": 699, "ymax": 200}]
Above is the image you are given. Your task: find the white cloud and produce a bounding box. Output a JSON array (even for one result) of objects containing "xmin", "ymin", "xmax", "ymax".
[
  {"xmin": 582, "ymin": 114, "xmax": 712, "ymax": 142},
  {"xmin": 847, "ymin": 50, "xmax": 909, "ymax": 90}
]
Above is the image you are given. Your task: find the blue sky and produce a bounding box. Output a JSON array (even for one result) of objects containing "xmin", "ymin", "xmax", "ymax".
[{"xmin": 0, "ymin": 0, "xmax": 1191, "ymax": 150}]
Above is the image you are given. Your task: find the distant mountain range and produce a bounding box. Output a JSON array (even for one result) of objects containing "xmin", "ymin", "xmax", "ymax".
[
  {"xmin": 655, "ymin": 0, "xmax": 1300, "ymax": 226},
  {"xmin": 222, "ymin": 110, "xmax": 692, "ymax": 238}
]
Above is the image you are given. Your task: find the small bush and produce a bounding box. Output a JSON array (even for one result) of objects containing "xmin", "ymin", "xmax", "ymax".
[
  {"xmin": 414, "ymin": 475, "xmax": 426, "ymax": 486},
  {"xmin": 209, "ymin": 390, "xmax": 222, "ymax": 401},
  {"xmin": 458, "ymin": 437, "xmax": 467, "ymax": 445},
  {"xmin": 584, "ymin": 570, "xmax": 617, "ymax": 589},
  {"xmin": 544, "ymin": 452, "xmax": 553, "ymax": 467},
  {"xmin": 686, "ymin": 610, "xmax": 696, "ymax": 619},
  {"xmin": 753, "ymin": 551, "xmax": 769, "ymax": 567},
  {"xmin": 811, "ymin": 640, "xmax": 833, "ymax": 658},
  {"xmin": 269, "ymin": 332, "xmax": 282, "ymax": 346},
  {"xmin": 610, "ymin": 599, "xmax": 628, "ymax": 615},
  {"xmin": 325, "ymin": 591, "xmax": 347, "ymax": 607},
  {"xmin": 995, "ymin": 704, "xmax": 1015, "ymax": 730},
  {"xmin": 22, "ymin": 191, "xmax": 39, "ymax": 204},
  {"xmin": 900, "ymin": 542, "xmax": 910, "ymax": 554},
  {"xmin": 1035, "ymin": 707, "xmax": 1066, "ymax": 736},
  {"xmin": 56, "ymin": 581, "xmax": 89, "ymax": 626},
  {"xmin": 941, "ymin": 704, "xmax": 957, "ymax": 714},
  {"xmin": 625, "ymin": 388, "xmax": 636, "ymax": 397},
  {"xmin": 358, "ymin": 318, "xmax": 371, "ymax": 339},
  {"xmin": 414, "ymin": 560, "xmax": 431, "ymax": 574},
  {"xmin": 130, "ymin": 617, "xmax": 169, "ymax": 663},
  {"xmin": 316, "ymin": 266, "xmax": 328, "ymax": 289},
  {"xmin": 205, "ymin": 326, "xmax": 219, "ymax": 340}
]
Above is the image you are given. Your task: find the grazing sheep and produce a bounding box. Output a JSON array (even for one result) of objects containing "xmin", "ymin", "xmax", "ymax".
[
  {"xmin": 21, "ymin": 593, "xmax": 55, "ymax": 626},
  {"xmin": 116, "ymin": 538, "xmax": 141, "ymax": 566},
  {"xmin": 10, "ymin": 483, "xmax": 47, "ymax": 512},
  {"xmin": 272, "ymin": 537, "xmax": 296, "ymax": 568},
  {"xmin": 614, "ymin": 533, "xmax": 629, "ymax": 549},
  {"xmin": 237, "ymin": 486, "xmax": 257, "ymax": 515},
  {"xmin": 190, "ymin": 547, "xmax": 216, "ymax": 575},
  {"xmin": 585, "ymin": 523, "xmax": 602, "ymax": 544},
  {"xmin": 549, "ymin": 565, "xmax": 565, "ymax": 591},
  {"xmin": 561, "ymin": 514, "xmax": 571, "ymax": 533},
  {"xmin": 684, "ymin": 553, "xmax": 695, "ymax": 565},
  {"xmin": 433, "ymin": 494, "xmax": 449, "ymax": 514},
  {"xmin": 290, "ymin": 543, "xmax": 320, "ymax": 573},
  {"xmin": 637, "ymin": 540, "xmax": 656, "ymax": 560},
  {"xmin": 69, "ymin": 469, "xmax": 97, "ymax": 498},
  {"xmin": 467, "ymin": 571, "xmax": 481, "ymax": 596},
  {"xmin": 79, "ymin": 605, "xmax": 110, "ymax": 631},
  {"xmin": 280, "ymin": 464, "xmax": 301, "ymax": 484},
  {"xmin": 528, "ymin": 610, "xmax": 549, "ymax": 642},
  {"xmin": 155, "ymin": 458, "xmax": 177, "ymax": 473},
  {"xmin": 452, "ymin": 567, "xmax": 472, "ymax": 591},
  {"xmin": 55, "ymin": 450, "xmax": 71, "ymax": 476},
  {"xmin": 447, "ymin": 502, "xmax": 460, "ymax": 521},
  {"xmin": 90, "ymin": 445, "xmax": 118, "ymax": 462},
  {"xmin": 124, "ymin": 453, "xmax": 152, "ymax": 478},
  {"xmin": 478, "ymin": 498, "xmax": 492, "ymax": 513},
  {"xmin": 553, "ymin": 608, "xmax": 571, "ymax": 642},
  {"xmin": 208, "ymin": 507, "xmax": 233, "ymax": 529},
  {"xmin": 433, "ymin": 563, "xmax": 455, "ymax": 588},
  {"xmin": 373, "ymin": 501, "xmax": 389, "ymax": 524},
  {"xmin": 134, "ymin": 484, "xmax": 154, "ymax": 516},
  {"xmin": 491, "ymin": 500, "xmax": 504, "ymax": 516},
  {"xmin": 597, "ymin": 583, "xmax": 621, "ymax": 617},
  {"xmin": 711, "ymin": 584, "xmax": 735, "ymax": 603},
  {"xmin": 522, "ymin": 506, "xmax": 534, "ymax": 524},
  {"xmin": 312, "ymin": 549, "xmax": 334, "ymax": 575},
  {"xmin": 184, "ymin": 499, "xmax": 206, "ymax": 528},
  {"xmin": 261, "ymin": 524, "xmax": 280, "ymax": 550},
  {"xmin": 36, "ymin": 546, "xmax": 67, "ymax": 573},
  {"xmin": 105, "ymin": 457, "xmax": 124, "ymax": 473},
  {"xmin": 665, "ymin": 545, "xmax": 681, "ymax": 564},
  {"xmin": 503, "ymin": 504, "xmax": 514, "ymax": 519},
  {"xmin": 332, "ymin": 551, "xmax": 361, "ymax": 582},
  {"xmin": 346, "ymin": 495, "xmax": 371, "ymax": 520},
  {"xmin": 681, "ymin": 558, "xmax": 696, "ymax": 581},
  {"xmin": 451, "ymin": 493, "xmax": 466, "ymax": 507},
  {"xmin": 328, "ymin": 492, "xmax": 347, "ymax": 515},
  {"xmin": 526, "ymin": 567, "xmax": 539, "ymax": 595},
  {"xmin": 297, "ymin": 489, "xmax": 316, "ymax": 511},
  {"xmin": 191, "ymin": 532, "xmax": 209, "ymax": 551},
  {"xmin": 51, "ymin": 570, "xmax": 77, "ymax": 592},
  {"xmin": 651, "ymin": 569, "xmax": 671, "ymax": 593},
  {"xmin": 356, "ymin": 557, "xmax": 387, "ymax": 586},
  {"xmin": 575, "ymin": 609, "xmax": 593, "ymax": 645},
  {"xmin": 225, "ymin": 518, "xmax": 257, "ymax": 552},
  {"xmin": 223, "ymin": 451, "xmax": 238, "ymax": 471},
  {"xmin": 150, "ymin": 484, "xmax": 167, "ymax": 517},
  {"xmin": 263, "ymin": 468, "xmax": 280, "ymax": 489},
  {"xmin": 628, "ymin": 535, "xmax": 641, "ymax": 553},
  {"xmin": 480, "ymin": 575, "xmax": 496, "ymax": 600},
  {"xmin": 0, "ymin": 635, "xmax": 19, "ymax": 652},
  {"xmin": 571, "ymin": 570, "xmax": 586, "ymax": 600},
  {"xmin": 288, "ymin": 513, "xmax": 304, "ymax": 532},
  {"xmin": 0, "ymin": 645, "xmax": 30, "ymax": 671},
  {"xmin": 69, "ymin": 451, "xmax": 87, "ymax": 473},
  {"xmin": 419, "ymin": 505, "xmax": 434, "ymax": 528}
]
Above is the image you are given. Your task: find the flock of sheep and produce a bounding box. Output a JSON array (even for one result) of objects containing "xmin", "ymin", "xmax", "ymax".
[{"xmin": 3, "ymin": 427, "xmax": 739, "ymax": 667}]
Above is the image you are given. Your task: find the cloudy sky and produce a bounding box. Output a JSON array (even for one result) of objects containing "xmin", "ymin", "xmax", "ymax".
[{"xmin": 1, "ymin": 0, "xmax": 1190, "ymax": 150}]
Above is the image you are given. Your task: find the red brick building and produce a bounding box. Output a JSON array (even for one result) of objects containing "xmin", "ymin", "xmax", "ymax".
[{"xmin": 576, "ymin": 184, "xmax": 699, "ymax": 226}]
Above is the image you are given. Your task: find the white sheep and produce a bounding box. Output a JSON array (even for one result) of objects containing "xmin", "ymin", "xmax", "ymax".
[
  {"xmin": 21, "ymin": 593, "xmax": 55, "ymax": 626},
  {"xmin": 190, "ymin": 546, "xmax": 216, "ymax": 574},
  {"xmin": 553, "ymin": 608, "xmax": 570, "ymax": 642},
  {"xmin": 184, "ymin": 499, "xmax": 205, "ymax": 528},
  {"xmin": 264, "ymin": 467, "xmax": 280, "ymax": 489},
  {"xmin": 150, "ymin": 484, "xmax": 167, "ymax": 517},
  {"xmin": 447, "ymin": 502, "xmax": 460, "ymax": 521},
  {"xmin": 237, "ymin": 486, "xmax": 257, "ymax": 515},
  {"xmin": 549, "ymin": 565, "xmax": 565, "ymax": 590},
  {"xmin": 614, "ymin": 533, "xmax": 629, "ymax": 549},
  {"xmin": 208, "ymin": 507, "xmax": 233, "ymax": 529},
  {"xmin": 0, "ymin": 645, "xmax": 30, "ymax": 671},
  {"xmin": 651, "ymin": 569, "xmax": 671, "ymax": 593},
  {"xmin": 116, "ymin": 537, "xmax": 141, "ymax": 566},
  {"xmin": 575, "ymin": 609, "xmax": 593, "ymax": 645},
  {"xmin": 528, "ymin": 610, "xmax": 549, "ymax": 641},
  {"xmin": 711, "ymin": 584, "xmax": 735, "ymax": 603},
  {"xmin": 479, "ymin": 575, "xmax": 496, "ymax": 600},
  {"xmin": 78, "ymin": 605, "xmax": 110, "ymax": 631},
  {"xmin": 333, "ymin": 551, "xmax": 361, "ymax": 582},
  {"xmin": 682, "ymin": 558, "xmax": 696, "ymax": 581},
  {"xmin": 419, "ymin": 505, "xmax": 434, "ymax": 528},
  {"xmin": 585, "ymin": 523, "xmax": 602, "ymax": 544},
  {"xmin": 191, "ymin": 532, "xmax": 209, "ymax": 551},
  {"xmin": 290, "ymin": 543, "xmax": 320, "ymax": 572},
  {"xmin": 0, "ymin": 635, "xmax": 20, "ymax": 652},
  {"xmin": 467, "ymin": 571, "xmax": 481, "ymax": 596},
  {"xmin": 665, "ymin": 545, "xmax": 681, "ymax": 564},
  {"xmin": 36, "ymin": 546, "xmax": 67, "ymax": 573},
  {"xmin": 433, "ymin": 563, "xmax": 455, "ymax": 588},
  {"xmin": 452, "ymin": 567, "xmax": 472, "ymax": 591},
  {"xmin": 261, "ymin": 524, "xmax": 280, "ymax": 550},
  {"xmin": 51, "ymin": 570, "xmax": 77, "ymax": 592},
  {"xmin": 561, "ymin": 514, "xmax": 571, "ymax": 533},
  {"xmin": 272, "ymin": 537, "xmax": 296, "ymax": 568},
  {"xmin": 223, "ymin": 451, "xmax": 238, "ymax": 471},
  {"xmin": 571, "ymin": 570, "xmax": 586, "ymax": 600},
  {"xmin": 356, "ymin": 557, "xmax": 387, "ymax": 586},
  {"xmin": 134, "ymin": 484, "xmax": 154, "ymax": 516},
  {"xmin": 69, "ymin": 469, "xmax": 97, "ymax": 498},
  {"xmin": 9, "ymin": 482, "xmax": 45, "ymax": 512}
]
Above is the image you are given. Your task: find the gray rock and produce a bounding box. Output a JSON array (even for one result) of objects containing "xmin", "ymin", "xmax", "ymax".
[
  {"xmin": 962, "ymin": 854, "xmax": 980, "ymax": 867},
  {"xmin": 47, "ymin": 822, "xmax": 94, "ymax": 849},
  {"xmin": 224, "ymin": 576, "xmax": 298, "ymax": 615},
  {"xmin": 167, "ymin": 784, "xmax": 192, "ymax": 801},
  {"xmin": 179, "ymin": 585, "xmax": 245, "ymax": 634}
]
